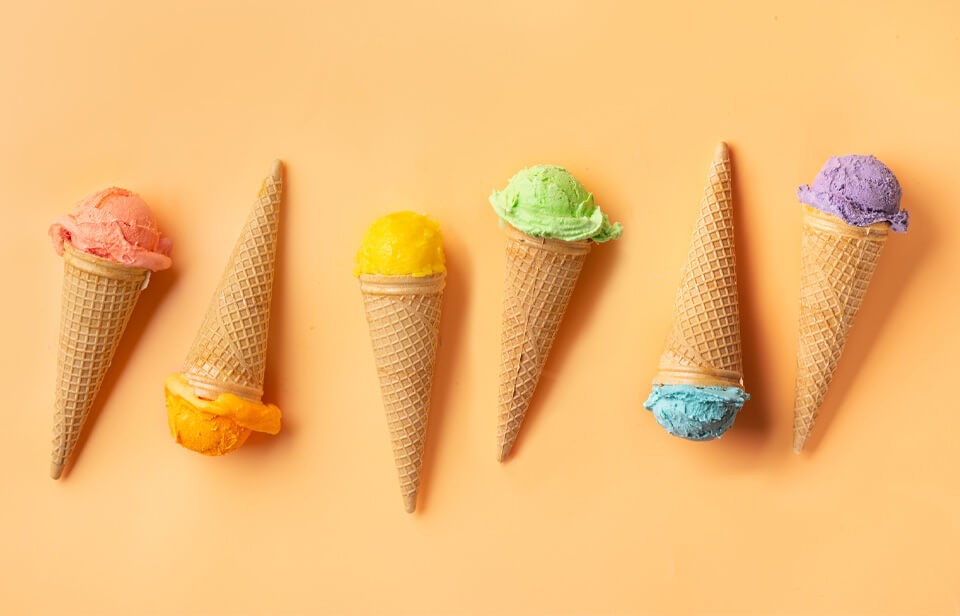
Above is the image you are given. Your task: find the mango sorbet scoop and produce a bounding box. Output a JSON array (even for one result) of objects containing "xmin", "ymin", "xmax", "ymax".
[{"xmin": 164, "ymin": 161, "xmax": 284, "ymax": 455}]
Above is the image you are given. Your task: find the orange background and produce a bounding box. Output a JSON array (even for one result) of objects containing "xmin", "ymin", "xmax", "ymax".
[{"xmin": 2, "ymin": 1, "xmax": 959, "ymax": 614}]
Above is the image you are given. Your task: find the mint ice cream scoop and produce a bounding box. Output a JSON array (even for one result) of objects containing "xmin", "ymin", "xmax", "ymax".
[
  {"xmin": 490, "ymin": 164, "xmax": 623, "ymax": 242},
  {"xmin": 644, "ymin": 385, "xmax": 749, "ymax": 441},
  {"xmin": 797, "ymin": 155, "xmax": 908, "ymax": 232}
]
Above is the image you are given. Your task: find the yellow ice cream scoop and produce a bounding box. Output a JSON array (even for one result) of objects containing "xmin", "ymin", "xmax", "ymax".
[
  {"xmin": 165, "ymin": 374, "xmax": 281, "ymax": 456},
  {"xmin": 355, "ymin": 211, "xmax": 446, "ymax": 277}
]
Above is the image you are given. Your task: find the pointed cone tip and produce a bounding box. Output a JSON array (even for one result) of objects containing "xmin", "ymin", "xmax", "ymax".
[
  {"xmin": 403, "ymin": 494, "xmax": 417, "ymax": 513},
  {"xmin": 270, "ymin": 159, "xmax": 283, "ymax": 181},
  {"xmin": 714, "ymin": 142, "xmax": 730, "ymax": 163},
  {"xmin": 50, "ymin": 462, "xmax": 64, "ymax": 480}
]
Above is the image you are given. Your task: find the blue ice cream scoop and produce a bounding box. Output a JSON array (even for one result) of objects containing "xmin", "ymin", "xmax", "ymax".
[{"xmin": 645, "ymin": 385, "xmax": 749, "ymax": 441}]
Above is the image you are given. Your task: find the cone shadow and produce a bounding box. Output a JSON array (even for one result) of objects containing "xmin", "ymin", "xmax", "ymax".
[
  {"xmin": 249, "ymin": 163, "xmax": 295, "ymax": 455},
  {"xmin": 502, "ymin": 228, "xmax": 623, "ymax": 462},
  {"xmin": 57, "ymin": 264, "xmax": 178, "ymax": 479},
  {"xmin": 799, "ymin": 193, "xmax": 932, "ymax": 453},
  {"xmin": 717, "ymin": 146, "xmax": 775, "ymax": 452},
  {"xmin": 416, "ymin": 228, "xmax": 470, "ymax": 514}
]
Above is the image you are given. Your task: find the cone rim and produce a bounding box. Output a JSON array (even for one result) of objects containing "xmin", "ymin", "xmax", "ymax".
[
  {"xmin": 63, "ymin": 243, "xmax": 151, "ymax": 280},
  {"xmin": 801, "ymin": 206, "xmax": 890, "ymax": 238},
  {"xmin": 653, "ymin": 365, "xmax": 743, "ymax": 389},
  {"xmin": 184, "ymin": 373, "xmax": 263, "ymax": 403},
  {"xmin": 503, "ymin": 224, "xmax": 592, "ymax": 255},
  {"xmin": 359, "ymin": 272, "xmax": 446, "ymax": 295}
]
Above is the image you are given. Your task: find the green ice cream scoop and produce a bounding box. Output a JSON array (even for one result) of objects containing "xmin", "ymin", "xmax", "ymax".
[{"xmin": 490, "ymin": 165, "xmax": 623, "ymax": 242}]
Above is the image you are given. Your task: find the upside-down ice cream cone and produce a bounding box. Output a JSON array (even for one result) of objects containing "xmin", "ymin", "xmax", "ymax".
[
  {"xmin": 644, "ymin": 143, "xmax": 749, "ymax": 441},
  {"xmin": 490, "ymin": 164, "xmax": 622, "ymax": 462},
  {"xmin": 164, "ymin": 160, "xmax": 284, "ymax": 455},
  {"xmin": 48, "ymin": 188, "xmax": 173, "ymax": 478},
  {"xmin": 792, "ymin": 155, "xmax": 908, "ymax": 452},
  {"xmin": 355, "ymin": 212, "xmax": 446, "ymax": 513}
]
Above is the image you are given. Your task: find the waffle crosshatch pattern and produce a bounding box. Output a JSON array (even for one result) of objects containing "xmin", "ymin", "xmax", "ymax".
[
  {"xmin": 360, "ymin": 274, "xmax": 444, "ymax": 513},
  {"xmin": 5, "ymin": 1, "xmax": 960, "ymax": 613},
  {"xmin": 793, "ymin": 209, "xmax": 888, "ymax": 451},
  {"xmin": 496, "ymin": 227, "xmax": 589, "ymax": 461},
  {"xmin": 51, "ymin": 247, "xmax": 149, "ymax": 478},
  {"xmin": 183, "ymin": 168, "xmax": 283, "ymax": 402},
  {"xmin": 655, "ymin": 145, "xmax": 743, "ymax": 388}
]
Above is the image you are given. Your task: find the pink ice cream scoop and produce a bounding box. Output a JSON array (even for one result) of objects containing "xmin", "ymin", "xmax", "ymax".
[{"xmin": 49, "ymin": 187, "xmax": 173, "ymax": 271}]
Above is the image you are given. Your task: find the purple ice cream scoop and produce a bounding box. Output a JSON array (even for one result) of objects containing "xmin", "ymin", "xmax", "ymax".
[{"xmin": 797, "ymin": 155, "xmax": 908, "ymax": 232}]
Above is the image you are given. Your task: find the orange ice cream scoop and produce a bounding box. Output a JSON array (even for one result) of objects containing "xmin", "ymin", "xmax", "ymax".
[
  {"xmin": 164, "ymin": 160, "xmax": 284, "ymax": 456},
  {"xmin": 164, "ymin": 374, "xmax": 281, "ymax": 456}
]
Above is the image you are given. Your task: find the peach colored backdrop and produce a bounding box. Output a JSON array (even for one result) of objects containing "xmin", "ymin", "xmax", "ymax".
[{"xmin": 2, "ymin": 1, "xmax": 958, "ymax": 614}]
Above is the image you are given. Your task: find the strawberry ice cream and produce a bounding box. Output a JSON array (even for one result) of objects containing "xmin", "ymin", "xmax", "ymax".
[{"xmin": 49, "ymin": 187, "xmax": 173, "ymax": 271}]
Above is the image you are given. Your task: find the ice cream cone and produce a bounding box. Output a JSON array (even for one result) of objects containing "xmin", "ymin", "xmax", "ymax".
[
  {"xmin": 182, "ymin": 160, "xmax": 282, "ymax": 404},
  {"xmin": 653, "ymin": 142, "xmax": 744, "ymax": 390},
  {"xmin": 51, "ymin": 245, "xmax": 150, "ymax": 479},
  {"xmin": 496, "ymin": 224, "xmax": 590, "ymax": 462},
  {"xmin": 360, "ymin": 273, "xmax": 444, "ymax": 513},
  {"xmin": 792, "ymin": 206, "xmax": 888, "ymax": 452}
]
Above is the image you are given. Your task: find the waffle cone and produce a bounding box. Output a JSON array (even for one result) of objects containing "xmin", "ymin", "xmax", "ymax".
[
  {"xmin": 653, "ymin": 143, "xmax": 743, "ymax": 390},
  {"xmin": 182, "ymin": 161, "xmax": 282, "ymax": 403},
  {"xmin": 792, "ymin": 206, "xmax": 888, "ymax": 452},
  {"xmin": 496, "ymin": 224, "xmax": 590, "ymax": 462},
  {"xmin": 51, "ymin": 245, "xmax": 150, "ymax": 479},
  {"xmin": 360, "ymin": 273, "xmax": 445, "ymax": 513}
]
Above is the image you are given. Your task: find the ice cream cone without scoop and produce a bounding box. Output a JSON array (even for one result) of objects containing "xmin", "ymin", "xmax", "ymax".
[
  {"xmin": 182, "ymin": 160, "xmax": 282, "ymax": 401},
  {"xmin": 496, "ymin": 225, "xmax": 590, "ymax": 461},
  {"xmin": 50, "ymin": 246, "xmax": 150, "ymax": 479},
  {"xmin": 166, "ymin": 160, "xmax": 283, "ymax": 455},
  {"xmin": 360, "ymin": 273, "xmax": 444, "ymax": 513},
  {"xmin": 792, "ymin": 207, "xmax": 887, "ymax": 452}
]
